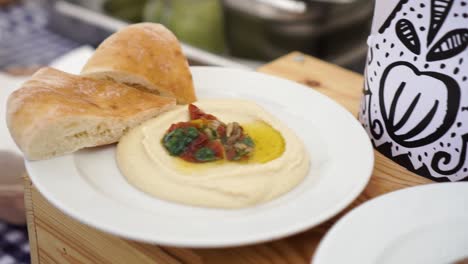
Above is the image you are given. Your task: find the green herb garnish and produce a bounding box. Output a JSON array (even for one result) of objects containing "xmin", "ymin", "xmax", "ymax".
[
  {"xmin": 243, "ymin": 137, "xmax": 255, "ymax": 147},
  {"xmin": 194, "ymin": 147, "xmax": 216, "ymax": 161},
  {"xmin": 163, "ymin": 127, "xmax": 199, "ymax": 155}
]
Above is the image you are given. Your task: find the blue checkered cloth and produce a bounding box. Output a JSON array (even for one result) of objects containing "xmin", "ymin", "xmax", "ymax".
[
  {"xmin": 0, "ymin": 1, "xmax": 85, "ymax": 263},
  {"xmin": 0, "ymin": 222, "xmax": 29, "ymax": 264},
  {"xmin": 0, "ymin": 0, "xmax": 81, "ymax": 70}
]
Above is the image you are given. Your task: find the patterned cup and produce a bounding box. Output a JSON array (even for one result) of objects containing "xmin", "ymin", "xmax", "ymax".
[{"xmin": 358, "ymin": 0, "xmax": 468, "ymax": 181}]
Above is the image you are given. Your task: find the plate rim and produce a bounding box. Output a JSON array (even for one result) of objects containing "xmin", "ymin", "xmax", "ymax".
[
  {"xmin": 312, "ymin": 182, "xmax": 468, "ymax": 263},
  {"xmin": 25, "ymin": 66, "xmax": 375, "ymax": 248}
]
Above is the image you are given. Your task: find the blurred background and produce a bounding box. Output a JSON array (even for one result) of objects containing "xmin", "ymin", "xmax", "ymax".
[
  {"xmin": 0, "ymin": 1, "xmax": 372, "ymax": 263},
  {"xmin": 0, "ymin": 0, "xmax": 373, "ymax": 73}
]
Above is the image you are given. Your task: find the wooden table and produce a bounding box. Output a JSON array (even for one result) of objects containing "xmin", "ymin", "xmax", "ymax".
[{"xmin": 24, "ymin": 52, "xmax": 433, "ymax": 264}]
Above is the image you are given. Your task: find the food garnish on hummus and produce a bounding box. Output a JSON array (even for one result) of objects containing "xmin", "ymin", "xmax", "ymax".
[
  {"xmin": 162, "ymin": 104, "xmax": 256, "ymax": 163},
  {"xmin": 117, "ymin": 99, "xmax": 309, "ymax": 208}
]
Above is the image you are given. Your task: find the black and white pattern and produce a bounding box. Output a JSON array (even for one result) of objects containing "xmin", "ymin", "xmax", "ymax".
[
  {"xmin": 0, "ymin": 222, "xmax": 29, "ymax": 264},
  {"xmin": 360, "ymin": 0, "xmax": 468, "ymax": 182}
]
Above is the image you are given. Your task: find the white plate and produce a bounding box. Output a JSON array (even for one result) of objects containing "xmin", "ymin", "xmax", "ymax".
[
  {"xmin": 25, "ymin": 67, "xmax": 374, "ymax": 248},
  {"xmin": 313, "ymin": 183, "xmax": 468, "ymax": 264}
]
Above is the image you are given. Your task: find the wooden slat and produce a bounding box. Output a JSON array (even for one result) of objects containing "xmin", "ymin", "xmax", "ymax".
[
  {"xmin": 24, "ymin": 175, "xmax": 39, "ymax": 264},
  {"xmin": 23, "ymin": 52, "xmax": 433, "ymax": 264},
  {"xmin": 26, "ymin": 178, "xmax": 183, "ymax": 264},
  {"xmin": 258, "ymin": 52, "xmax": 365, "ymax": 115}
]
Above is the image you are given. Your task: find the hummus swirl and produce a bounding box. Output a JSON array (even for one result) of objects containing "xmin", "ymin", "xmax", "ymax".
[{"xmin": 117, "ymin": 99, "xmax": 309, "ymax": 208}]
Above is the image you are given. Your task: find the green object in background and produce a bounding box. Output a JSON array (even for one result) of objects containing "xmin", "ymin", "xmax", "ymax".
[
  {"xmin": 143, "ymin": 0, "xmax": 225, "ymax": 54},
  {"xmin": 142, "ymin": 0, "xmax": 164, "ymax": 23},
  {"xmin": 104, "ymin": 0, "xmax": 147, "ymax": 22}
]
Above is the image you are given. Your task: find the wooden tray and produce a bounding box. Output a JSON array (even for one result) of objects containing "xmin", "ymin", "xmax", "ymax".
[{"xmin": 24, "ymin": 52, "xmax": 432, "ymax": 264}]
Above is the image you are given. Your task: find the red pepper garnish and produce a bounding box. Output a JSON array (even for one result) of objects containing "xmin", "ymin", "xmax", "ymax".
[
  {"xmin": 167, "ymin": 122, "xmax": 195, "ymax": 132},
  {"xmin": 207, "ymin": 140, "xmax": 225, "ymax": 159},
  {"xmin": 179, "ymin": 137, "xmax": 224, "ymax": 163},
  {"xmin": 184, "ymin": 133, "xmax": 208, "ymax": 154},
  {"xmin": 189, "ymin": 104, "xmax": 217, "ymax": 120},
  {"xmin": 216, "ymin": 125, "xmax": 226, "ymax": 138},
  {"xmin": 225, "ymin": 148, "xmax": 237, "ymax": 161}
]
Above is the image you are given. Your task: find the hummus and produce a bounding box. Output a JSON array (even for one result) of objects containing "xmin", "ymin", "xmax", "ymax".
[{"xmin": 117, "ymin": 99, "xmax": 309, "ymax": 208}]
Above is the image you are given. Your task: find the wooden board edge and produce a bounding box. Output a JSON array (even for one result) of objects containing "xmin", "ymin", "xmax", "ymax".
[
  {"xmin": 23, "ymin": 175, "xmax": 40, "ymax": 264},
  {"xmin": 257, "ymin": 52, "xmax": 362, "ymax": 79}
]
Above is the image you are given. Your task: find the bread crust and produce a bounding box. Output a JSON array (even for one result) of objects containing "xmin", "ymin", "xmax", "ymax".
[
  {"xmin": 81, "ymin": 23, "xmax": 196, "ymax": 104},
  {"xmin": 7, "ymin": 67, "xmax": 176, "ymax": 160}
]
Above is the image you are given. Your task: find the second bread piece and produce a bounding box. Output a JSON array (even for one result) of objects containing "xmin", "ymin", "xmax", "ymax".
[
  {"xmin": 7, "ymin": 67, "xmax": 176, "ymax": 160},
  {"xmin": 81, "ymin": 23, "xmax": 197, "ymax": 104}
]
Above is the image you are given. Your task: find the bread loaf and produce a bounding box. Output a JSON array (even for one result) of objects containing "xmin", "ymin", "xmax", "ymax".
[
  {"xmin": 81, "ymin": 23, "xmax": 197, "ymax": 104},
  {"xmin": 7, "ymin": 67, "xmax": 176, "ymax": 160}
]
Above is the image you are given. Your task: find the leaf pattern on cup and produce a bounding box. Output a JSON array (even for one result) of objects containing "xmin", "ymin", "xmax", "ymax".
[
  {"xmin": 364, "ymin": 75, "xmax": 384, "ymax": 140},
  {"xmin": 426, "ymin": 29, "xmax": 468, "ymax": 61},
  {"xmin": 395, "ymin": 19, "xmax": 421, "ymax": 55},
  {"xmin": 379, "ymin": 61, "xmax": 460, "ymax": 148},
  {"xmin": 431, "ymin": 134, "xmax": 468, "ymax": 175},
  {"xmin": 362, "ymin": 0, "xmax": 468, "ymax": 181},
  {"xmin": 428, "ymin": 0, "xmax": 455, "ymax": 45}
]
